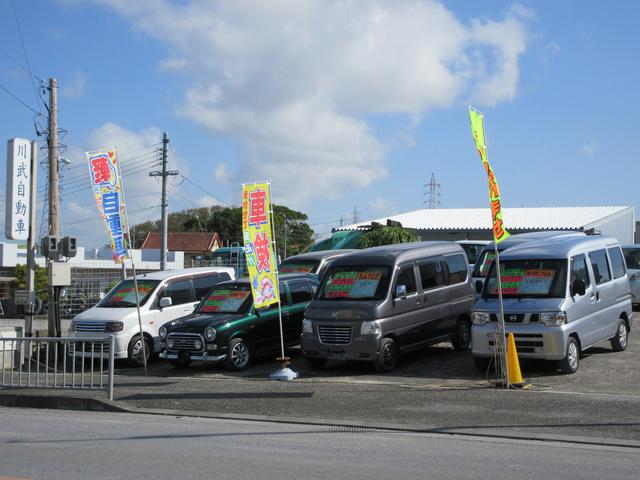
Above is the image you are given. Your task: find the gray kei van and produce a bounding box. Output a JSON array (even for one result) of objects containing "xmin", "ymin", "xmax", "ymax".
[
  {"xmin": 472, "ymin": 235, "xmax": 632, "ymax": 374},
  {"xmin": 301, "ymin": 242, "xmax": 475, "ymax": 372}
]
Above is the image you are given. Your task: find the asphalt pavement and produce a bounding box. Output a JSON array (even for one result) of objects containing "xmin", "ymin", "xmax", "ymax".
[{"xmin": 2, "ymin": 323, "xmax": 640, "ymax": 447}]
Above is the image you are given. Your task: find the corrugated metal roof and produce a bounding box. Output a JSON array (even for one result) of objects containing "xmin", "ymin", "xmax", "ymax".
[{"xmin": 337, "ymin": 206, "xmax": 632, "ymax": 231}]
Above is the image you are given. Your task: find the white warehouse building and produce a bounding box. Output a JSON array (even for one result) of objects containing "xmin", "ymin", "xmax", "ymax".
[{"xmin": 338, "ymin": 206, "xmax": 635, "ymax": 244}]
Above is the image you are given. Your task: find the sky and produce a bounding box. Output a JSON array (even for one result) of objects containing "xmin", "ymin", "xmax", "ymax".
[{"xmin": 1, "ymin": 0, "xmax": 639, "ymax": 249}]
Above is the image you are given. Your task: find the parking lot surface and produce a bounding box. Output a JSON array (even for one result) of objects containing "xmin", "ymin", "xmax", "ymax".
[{"xmin": 2, "ymin": 318, "xmax": 639, "ymax": 444}]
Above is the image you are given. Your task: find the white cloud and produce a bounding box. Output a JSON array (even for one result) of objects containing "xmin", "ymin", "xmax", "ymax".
[
  {"xmin": 59, "ymin": 123, "xmax": 171, "ymax": 248},
  {"xmin": 368, "ymin": 197, "xmax": 397, "ymax": 218},
  {"xmin": 91, "ymin": 0, "xmax": 531, "ymax": 204},
  {"xmin": 540, "ymin": 41, "xmax": 560, "ymax": 64},
  {"xmin": 61, "ymin": 71, "xmax": 87, "ymax": 98},
  {"xmin": 582, "ymin": 141, "xmax": 598, "ymax": 156}
]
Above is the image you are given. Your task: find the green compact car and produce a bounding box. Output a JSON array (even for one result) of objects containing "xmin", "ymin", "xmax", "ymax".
[{"xmin": 159, "ymin": 273, "xmax": 318, "ymax": 370}]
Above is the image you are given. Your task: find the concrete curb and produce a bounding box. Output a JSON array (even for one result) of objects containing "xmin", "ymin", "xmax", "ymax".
[{"xmin": 2, "ymin": 391, "xmax": 639, "ymax": 450}]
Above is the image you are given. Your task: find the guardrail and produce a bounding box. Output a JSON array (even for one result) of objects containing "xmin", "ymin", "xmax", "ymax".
[{"xmin": 0, "ymin": 336, "xmax": 115, "ymax": 400}]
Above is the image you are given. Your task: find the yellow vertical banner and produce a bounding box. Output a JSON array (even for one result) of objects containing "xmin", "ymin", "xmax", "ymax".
[
  {"xmin": 242, "ymin": 181, "xmax": 280, "ymax": 308},
  {"xmin": 469, "ymin": 107, "xmax": 510, "ymax": 243}
]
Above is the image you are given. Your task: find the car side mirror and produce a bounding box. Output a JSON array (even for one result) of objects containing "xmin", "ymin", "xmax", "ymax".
[
  {"xmin": 475, "ymin": 280, "xmax": 483, "ymax": 294},
  {"xmin": 394, "ymin": 285, "xmax": 407, "ymax": 299},
  {"xmin": 159, "ymin": 297, "xmax": 172, "ymax": 309},
  {"xmin": 572, "ymin": 279, "xmax": 586, "ymax": 297}
]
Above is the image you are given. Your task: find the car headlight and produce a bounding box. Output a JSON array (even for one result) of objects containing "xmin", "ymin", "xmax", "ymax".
[
  {"xmin": 193, "ymin": 339, "xmax": 203, "ymax": 350},
  {"xmin": 104, "ymin": 321, "xmax": 124, "ymax": 333},
  {"xmin": 541, "ymin": 311, "xmax": 567, "ymax": 327},
  {"xmin": 166, "ymin": 338, "xmax": 174, "ymax": 349},
  {"xmin": 159, "ymin": 326, "xmax": 167, "ymax": 339},
  {"xmin": 360, "ymin": 320, "xmax": 381, "ymax": 336},
  {"xmin": 204, "ymin": 326, "xmax": 217, "ymax": 341},
  {"xmin": 630, "ymin": 273, "xmax": 639, "ymax": 281},
  {"xmin": 472, "ymin": 311, "xmax": 490, "ymax": 325},
  {"xmin": 302, "ymin": 318, "xmax": 313, "ymax": 334}
]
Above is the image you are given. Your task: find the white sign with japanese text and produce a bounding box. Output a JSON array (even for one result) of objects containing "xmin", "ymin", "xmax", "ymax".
[{"xmin": 5, "ymin": 138, "xmax": 31, "ymax": 240}]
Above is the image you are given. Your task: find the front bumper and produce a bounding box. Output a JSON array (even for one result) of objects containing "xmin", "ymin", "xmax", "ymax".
[
  {"xmin": 160, "ymin": 350, "xmax": 227, "ymax": 362},
  {"xmin": 472, "ymin": 322, "xmax": 569, "ymax": 360},
  {"xmin": 301, "ymin": 332, "xmax": 381, "ymax": 362},
  {"xmin": 67, "ymin": 332, "xmax": 129, "ymax": 359}
]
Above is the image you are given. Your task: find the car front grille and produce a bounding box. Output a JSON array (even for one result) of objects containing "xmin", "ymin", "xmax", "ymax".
[
  {"xmin": 74, "ymin": 321, "xmax": 106, "ymax": 333},
  {"xmin": 167, "ymin": 333, "xmax": 204, "ymax": 351},
  {"xmin": 318, "ymin": 325, "xmax": 352, "ymax": 345}
]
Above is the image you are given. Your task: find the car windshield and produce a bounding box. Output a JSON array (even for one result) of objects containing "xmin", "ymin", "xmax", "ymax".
[
  {"xmin": 98, "ymin": 280, "xmax": 160, "ymax": 307},
  {"xmin": 460, "ymin": 243, "xmax": 484, "ymax": 265},
  {"xmin": 319, "ymin": 266, "xmax": 391, "ymax": 301},
  {"xmin": 485, "ymin": 259, "xmax": 567, "ymax": 298},
  {"xmin": 623, "ymin": 248, "xmax": 640, "ymax": 269},
  {"xmin": 472, "ymin": 249, "xmax": 496, "ymax": 278},
  {"xmin": 197, "ymin": 284, "xmax": 253, "ymax": 314},
  {"xmin": 279, "ymin": 260, "xmax": 319, "ymax": 273}
]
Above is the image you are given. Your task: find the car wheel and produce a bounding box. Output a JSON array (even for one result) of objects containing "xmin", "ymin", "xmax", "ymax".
[
  {"xmin": 559, "ymin": 337, "xmax": 580, "ymax": 374},
  {"xmin": 225, "ymin": 338, "xmax": 251, "ymax": 371},
  {"xmin": 373, "ymin": 338, "xmax": 399, "ymax": 372},
  {"xmin": 127, "ymin": 334, "xmax": 152, "ymax": 367},
  {"xmin": 304, "ymin": 356, "xmax": 327, "ymax": 370},
  {"xmin": 473, "ymin": 356, "xmax": 490, "ymax": 372},
  {"xmin": 452, "ymin": 319, "xmax": 472, "ymax": 351},
  {"xmin": 611, "ymin": 319, "xmax": 629, "ymax": 352}
]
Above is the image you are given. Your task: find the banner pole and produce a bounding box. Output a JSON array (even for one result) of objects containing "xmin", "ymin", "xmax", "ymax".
[
  {"xmin": 116, "ymin": 147, "xmax": 147, "ymax": 375},
  {"xmin": 494, "ymin": 246, "xmax": 509, "ymax": 388},
  {"xmin": 267, "ymin": 181, "xmax": 286, "ymax": 362}
]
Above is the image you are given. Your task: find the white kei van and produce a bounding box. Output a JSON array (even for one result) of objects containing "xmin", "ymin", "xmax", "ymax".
[
  {"xmin": 68, "ymin": 267, "xmax": 235, "ymax": 366},
  {"xmin": 471, "ymin": 235, "xmax": 632, "ymax": 374}
]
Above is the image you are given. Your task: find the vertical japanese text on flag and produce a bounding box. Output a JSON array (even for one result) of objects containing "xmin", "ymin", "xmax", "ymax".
[
  {"xmin": 86, "ymin": 149, "xmax": 130, "ymax": 262},
  {"xmin": 469, "ymin": 108, "xmax": 510, "ymax": 243},
  {"xmin": 242, "ymin": 182, "xmax": 279, "ymax": 309}
]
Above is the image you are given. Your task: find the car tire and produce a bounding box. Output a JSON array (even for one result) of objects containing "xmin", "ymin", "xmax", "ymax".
[
  {"xmin": 559, "ymin": 337, "xmax": 580, "ymax": 374},
  {"xmin": 373, "ymin": 337, "xmax": 399, "ymax": 372},
  {"xmin": 224, "ymin": 338, "xmax": 251, "ymax": 371},
  {"xmin": 127, "ymin": 334, "xmax": 152, "ymax": 367},
  {"xmin": 611, "ymin": 319, "xmax": 629, "ymax": 352},
  {"xmin": 452, "ymin": 318, "xmax": 472, "ymax": 351},
  {"xmin": 304, "ymin": 356, "xmax": 326, "ymax": 370}
]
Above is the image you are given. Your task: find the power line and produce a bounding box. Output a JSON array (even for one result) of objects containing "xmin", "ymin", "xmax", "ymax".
[
  {"xmin": 180, "ymin": 175, "xmax": 234, "ymax": 207},
  {"xmin": 0, "ymin": 81, "xmax": 40, "ymax": 115},
  {"xmin": 62, "ymin": 205, "xmax": 160, "ymax": 226},
  {"xmin": 10, "ymin": 0, "xmax": 43, "ymax": 114}
]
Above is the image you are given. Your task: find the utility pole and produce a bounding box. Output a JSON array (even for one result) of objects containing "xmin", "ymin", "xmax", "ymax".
[
  {"xmin": 47, "ymin": 78, "xmax": 59, "ymax": 337},
  {"xmin": 48, "ymin": 78, "xmax": 58, "ymax": 236},
  {"xmin": 352, "ymin": 206, "xmax": 359, "ymax": 224},
  {"xmin": 149, "ymin": 132, "xmax": 178, "ymax": 270},
  {"xmin": 25, "ymin": 141, "xmax": 38, "ymax": 337}
]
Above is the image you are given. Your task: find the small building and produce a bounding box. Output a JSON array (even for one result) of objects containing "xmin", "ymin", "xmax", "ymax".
[
  {"xmin": 337, "ymin": 206, "xmax": 635, "ymax": 244},
  {"xmin": 141, "ymin": 232, "xmax": 222, "ymax": 264}
]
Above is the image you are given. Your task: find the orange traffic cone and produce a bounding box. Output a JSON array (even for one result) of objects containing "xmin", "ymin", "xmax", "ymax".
[{"xmin": 506, "ymin": 333, "xmax": 530, "ymax": 389}]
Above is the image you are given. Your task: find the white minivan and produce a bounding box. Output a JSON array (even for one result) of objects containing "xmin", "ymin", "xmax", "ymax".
[
  {"xmin": 68, "ymin": 267, "xmax": 235, "ymax": 366},
  {"xmin": 472, "ymin": 235, "xmax": 632, "ymax": 374}
]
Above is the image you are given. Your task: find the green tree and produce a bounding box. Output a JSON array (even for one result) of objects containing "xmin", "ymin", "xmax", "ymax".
[
  {"xmin": 131, "ymin": 203, "xmax": 315, "ymax": 256},
  {"xmin": 273, "ymin": 205, "xmax": 314, "ymax": 259},
  {"xmin": 357, "ymin": 226, "xmax": 419, "ymax": 248},
  {"xmin": 11, "ymin": 264, "xmax": 49, "ymax": 300}
]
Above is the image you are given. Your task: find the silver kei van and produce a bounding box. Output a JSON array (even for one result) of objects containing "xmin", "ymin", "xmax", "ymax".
[
  {"xmin": 301, "ymin": 242, "xmax": 475, "ymax": 372},
  {"xmin": 472, "ymin": 235, "xmax": 632, "ymax": 374},
  {"xmin": 471, "ymin": 231, "xmax": 587, "ymax": 297}
]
